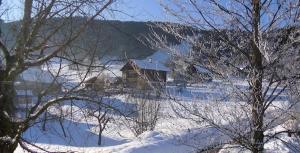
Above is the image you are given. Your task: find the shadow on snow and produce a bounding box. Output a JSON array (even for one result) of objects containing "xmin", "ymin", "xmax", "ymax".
[{"xmin": 22, "ymin": 117, "xmax": 128, "ymax": 147}]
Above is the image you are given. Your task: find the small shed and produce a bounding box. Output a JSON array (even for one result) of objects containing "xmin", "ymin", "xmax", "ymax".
[
  {"xmin": 186, "ymin": 65, "xmax": 212, "ymax": 82},
  {"xmin": 120, "ymin": 59, "xmax": 170, "ymax": 90},
  {"xmin": 83, "ymin": 75, "xmax": 117, "ymax": 91}
]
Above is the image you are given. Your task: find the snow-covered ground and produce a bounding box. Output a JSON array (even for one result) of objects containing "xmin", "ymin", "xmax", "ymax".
[{"xmin": 14, "ymin": 79, "xmax": 299, "ymax": 153}]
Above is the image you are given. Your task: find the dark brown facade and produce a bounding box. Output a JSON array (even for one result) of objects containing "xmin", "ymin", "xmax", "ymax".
[{"xmin": 120, "ymin": 60, "xmax": 167, "ymax": 90}]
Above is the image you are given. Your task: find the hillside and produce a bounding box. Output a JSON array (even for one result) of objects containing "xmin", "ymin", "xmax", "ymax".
[{"xmin": 1, "ymin": 18, "xmax": 182, "ymax": 60}]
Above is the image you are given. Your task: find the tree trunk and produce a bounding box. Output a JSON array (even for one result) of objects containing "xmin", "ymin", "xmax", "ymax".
[
  {"xmin": 251, "ymin": 1, "xmax": 264, "ymax": 152},
  {"xmin": 98, "ymin": 126, "xmax": 102, "ymax": 146},
  {"xmin": 42, "ymin": 112, "xmax": 47, "ymax": 131},
  {"xmin": 0, "ymin": 143, "xmax": 18, "ymax": 153},
  {"xmin": 0, "ymin": 114, "xmax": 19, "ymax": 153},
  {"xmin": 0, "ymin": 73, "xmax": 21, "ymax": 153},
  {"xmin": 250, "ymin": 37, "xmax": 264, "ymax": 153},
  {"xmin": 251, "ymin": 78, "xmax": 264, "ymax": 153},
  {"xmin": 0, "ymin": 77, "xmax": 16, "ymax": 116}
]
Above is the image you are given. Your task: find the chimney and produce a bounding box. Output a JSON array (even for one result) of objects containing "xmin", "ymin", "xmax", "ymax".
[{"xmin": 148, "ymin": 58, "xmax": 152, "ymax": 63}]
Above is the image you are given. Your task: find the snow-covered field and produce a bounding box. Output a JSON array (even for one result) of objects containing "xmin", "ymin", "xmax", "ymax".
[{"xmin": 15, "ymin": 79, "xmax": 299, "ymax": 153}]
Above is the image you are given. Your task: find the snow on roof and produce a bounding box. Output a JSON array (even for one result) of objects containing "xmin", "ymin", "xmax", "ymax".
[
  {"xmin": 20, "ymin": 67, "xmax": 54, "ymax": 83},
  {"xmin": 194, "ymin": 65, "xmax": 211, "ymax": 74},
  {"xmin": 131, "ymin": 59, "xmax": 170, "ymax": 72},
  {"xmin": 146, "ymin": 50, "xmax": 170, "ymax": 64},
  {"xmin": 143, "ymin": 41, "xmax": 192, "ymax": 65},
  {"xmin": 47, "ymin": 57, "xmax": 69, "ymax": 65},
  {"xmin": 120, "ymin": 41, "xmax": 192, "ymax": 72},
  {"xmin": 171, "ymin": 41, "xmax": 192, "ymax": 56}
]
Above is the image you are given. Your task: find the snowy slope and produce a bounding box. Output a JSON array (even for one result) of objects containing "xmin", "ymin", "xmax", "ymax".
[{"xmin": 15, "ymin": 78, "xmax": 298, "ymax": 153}]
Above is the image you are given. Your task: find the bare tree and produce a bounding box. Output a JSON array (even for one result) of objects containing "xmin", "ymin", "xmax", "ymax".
[
  {"xmin": 0, "ymin": 0, "xmax": 116, "ymax": 152},
  {"xmin": 124, "ymin": 94, "xmax": 160, "ymax": 136},
  {"xmin": 86, "ymin": 98, "xmax": 111, "ymax": 146},
  {"xmin": 149, "ymin": 0, "xmax": 300, "ymax": 152}
]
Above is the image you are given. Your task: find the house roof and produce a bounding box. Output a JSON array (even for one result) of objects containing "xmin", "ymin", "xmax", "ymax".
[
  {"xmin": 194, "ymin": 65, "xmax": 212, "ymax": 74},
  {"xmin": 145, "ymin": 50, "xmax": 170, "ymax": 64},
  {"xmin": 121, "ymin": 59, "xmax": 170, "ymax": 72},
  {"xmin": 19, "ymin": 67, "xmax": 55, "ymax": 83}
]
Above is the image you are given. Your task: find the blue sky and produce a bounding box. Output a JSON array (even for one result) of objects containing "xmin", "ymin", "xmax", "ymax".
[
  {"xmin": 1, "ymin": 0, "xmax": 168, "ymax": 22},
  {"xmin": 112, "ymin": 0, "xmax": 167, "ymax": 21}
]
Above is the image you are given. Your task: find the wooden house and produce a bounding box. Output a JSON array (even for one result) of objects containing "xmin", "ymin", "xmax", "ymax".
[
  {"xmin": 15, "ymin": 89, "xmax": 36, "ymax": 109},
  {"xmin": 15, "ymin": 67, "xmax": 62, "ymax": 105},
  {"xmin": 120, "ymin": 59, "xmax": 170, "ymax": 90},
  {"xmin": 10, "ymin": 67, "xmax": 63, "ymax": 118}
]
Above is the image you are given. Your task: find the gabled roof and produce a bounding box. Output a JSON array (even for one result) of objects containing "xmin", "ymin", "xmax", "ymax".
[
  {"xmin": 19, "ymin": 67, "xmax": 55, "ymax": 83},
  {"xmin": 145, "ymin": 50, "xmax": 170, "ymax": 64},
  {"xmin": 194, "ymin": 65, "xmax": 211, "ymax": 74},
  {"xmin": 121, "ymin": 59, "xmax": 170, "ymax": 72}
]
